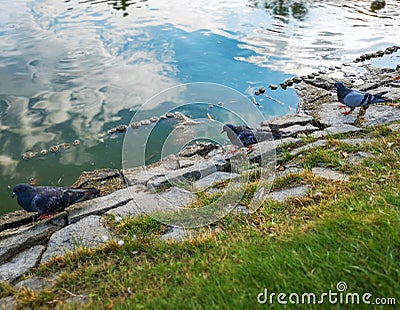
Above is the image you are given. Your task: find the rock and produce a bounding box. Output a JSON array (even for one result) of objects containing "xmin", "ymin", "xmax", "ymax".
[
  {"xmin": 269, "ymin": 84, "xmax": 278, "ymax": 90},
  {"xmin": 261, "ymin": 114, "xmax": 314, "ymax": 128},
  {"xmin": 147, "ymin": 159, "xmax": 221, "ymax": 190},
  {"xmin": 40, "ymin": 215, "xmax": 111, "ymax": 263},
  {"xmin": 0, "ymin": 214, "xmax": 67, "ymax": 265},
  {"xmin": 0, "ymin": 296, "xmax": 17, "ymax": 310},
  {"xmin": 371, "ymin": 0, "xmax": 385, "ymax": 11},
  {"xmin": 150, "ymin": 116, "xmax": 159, "ymax": 122},
  {"xmin": 279, "ymin": 124, "xmax": 319, "ymax": 138},
  {"xmin": 15, "ymin": 276, "xmax": 57, "ymax": 291},
  {"xmin": 235, "ymin": 205, "xmax": 249, "ymax": 215},
  {"xmin": 311, "ymin": 168, "xmax": 349, "ymax": 182},
  {"xmin": 115, "ymin": 125, "xmax": 127, "ymax": 133},
  {"xmin": 130, "ymin": 122, "xmax": 141, "ymax": 128},
  {"xmin": 361, "ymin": 106, "xmax": 400, "ymax": 127},
  {"xmin": 277, "ymin": 166, "xmax": 305, "ymax": 177},
  {"xmin": 194, "ymin": 172, "xmax": 240, "ymax": 191},
  {"xmin": 388, "ymin": 123, "xmax": 400, "ymax": 131},
  {"xmin": 67, "ymin": 188, "xmax": 133, "ymax": 223},
  {"xmin": 314, "ymin": 102, "xmax": 358, "ymax": 127},
  {"xmin": 311, "ymin": 124, "xmax": 362, "ymax": 138},
  {"xmin": 122, "ymin": 155, "xmax": 180, "ymax": 186},
  {"xmin": 108, "ymin": 186, "xmax": 195, "ymax": 219},
  {"xmin": 140, "ymin": 119, "xmax": 151, "ymax": 126},
  {"xmin": 160, "ymin": 227, "xmax": 189, "ymax": 242},
  {"xmin": 178, "ymin": 142, "xmax": 219, "ymax": 158},
  {"xmin": 71, "ymin": 168, "xmax": 122, "ymax": 188},
  {"xmin": 347, "ymin": 151, "xmax": 374, "ymax": 165},
  {"xmin": 339, "ymin": 138, "xmax": 371, "ymax": 146},
  {"xmin": 267, "ymin": 185, "xmax": 309, "ymax": 202},
  {"xmin": 0, "ymin": 245, "xmax": 45, "ymax": 282},
  {"xmin": 290, "ymin": 140, "xmax": 327, "ymax": 156}
]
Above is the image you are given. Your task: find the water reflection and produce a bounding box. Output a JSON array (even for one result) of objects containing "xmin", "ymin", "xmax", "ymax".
[
  {"xmin": 248, "ymin": 0, "xmax": 308, "ymax": 22},
  {"xmin": 75, "ymin": 0, "xmax": 149, "ymax": 16}
]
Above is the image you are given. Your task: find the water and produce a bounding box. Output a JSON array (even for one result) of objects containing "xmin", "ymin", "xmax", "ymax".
[{"xmin": 0, "ymin": 0, "xmax": 399, "ymax": 214}]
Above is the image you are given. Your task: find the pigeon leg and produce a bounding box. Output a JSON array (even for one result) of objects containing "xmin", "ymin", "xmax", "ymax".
[
  {"xmin": 338, "ymin": 105, "xmax": 347, "ymax": 109},
  {"xmin": 341, "ymin": 110, "xmax": 352, "ymax": 115},
  {"xmin": 37, "ymin": 213, "xmax": 59, "ymax": 220}
]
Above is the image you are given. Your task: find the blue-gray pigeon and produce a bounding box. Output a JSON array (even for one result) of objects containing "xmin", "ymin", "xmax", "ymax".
[
  {"xmin": 12, "ymin": 184, "xmax": 99, "ymax": 219},
  {"xmin": 334, "ymin": 82, "xmax": 389, "ymax": 115},
  {"xmin": 221, "ymin": 124, "xmax": 271, "ymax": 149}
]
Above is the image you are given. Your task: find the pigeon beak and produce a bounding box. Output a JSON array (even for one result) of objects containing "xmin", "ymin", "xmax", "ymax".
[{"xmin": 12, "ymin": 192, "xmax": 16, "ymax": 198}]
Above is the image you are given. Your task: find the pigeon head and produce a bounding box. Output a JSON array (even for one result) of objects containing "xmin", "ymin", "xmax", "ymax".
[
  {"xmin": 12, "ymin": 184, "xmax": 32, "ymax": 198},
  {"xmin": 334, "ymin": 82, "xmax": 345, "ymax": 89},
  {"xmin": 221, "ymin": 124, "xmax": 236, "ymax": 134}
]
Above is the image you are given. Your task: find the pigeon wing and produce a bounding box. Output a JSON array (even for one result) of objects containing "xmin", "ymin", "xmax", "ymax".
[
  {"xmin": 32, "ymin": 187, "xmax": 67, "ymax": 214},
  {"xmin": 237, "ymin": 131, "xmax": 257, "ymax": 147},
  {"xmin": 342, "ymin": 90, "xmax": 369, "ymax": 108}
]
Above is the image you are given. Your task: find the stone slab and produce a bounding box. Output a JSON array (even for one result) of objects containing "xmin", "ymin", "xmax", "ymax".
[
  {"xmin": 0, "ymin": 245, "xmax": 45, "ymax": 282},
  {"xmin": 261, "ymin": 114, "xmax": 314, "ymax": 128},
  {"xmin": 160, "ymin": 227, "xmax": 188, "ymax": 242},
  {"xmin": 311, "ymin": 124, "xmax": 362, "ymax": 138},
  {"xmin": 40, "ymin": 215, "xmax": 111, "ymax": 263},
  {"xmin": 267, "ymin": 185, "xmax": 309, "ymax": 202},
  {"xmin": 107, "ymin": 186, "xmax": 195, "ymax": 218},
  {"xmin": 67, "ymin": 188, "xmax": 133, "ymax": 223},
  {"xmin": 362, "ymin": 106, "xmax": 400, "ymax": 127},
  {"xmin": 290, "ymin": 140, "xmax": 327, "ymax": 156},
  {"xmin": 194, "ymin": 172, "xmax": 240, "ymax": 191},
  {"xmin": 312, "ymin": 167, "xmax": 349, "ymax": 182},
  {"xmin": 279, "ymin": 124, "xmax": 319, "ymax": 138},
  {"xmin": 0, "ymin": 214, "xmax": 67, "ymax": 265}
]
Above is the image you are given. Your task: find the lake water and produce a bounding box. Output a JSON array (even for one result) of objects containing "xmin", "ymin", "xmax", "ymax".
[{"xmin": 1, "ymin": 0, "xmax": 399, "ymax": 214}]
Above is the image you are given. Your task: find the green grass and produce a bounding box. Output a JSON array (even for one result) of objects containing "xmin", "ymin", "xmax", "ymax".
[{"xmin": 1, "ymin": 124, "xmax": 400, "ymax": 309}]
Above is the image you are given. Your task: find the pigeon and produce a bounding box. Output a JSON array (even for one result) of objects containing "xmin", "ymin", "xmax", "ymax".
[
  {"xmin": 334, "ymin": 82, "xmax": 389, "ymax": 115},
  {"xmin": 221, "ymin": 124, "xmax": 271, "ymax": 149},
  {"xmin": 12, "ymin": 184, "xmax": 100, "ymax": 219}
]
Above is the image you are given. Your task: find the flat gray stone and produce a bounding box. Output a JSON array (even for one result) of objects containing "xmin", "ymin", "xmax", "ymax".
[
  {"xmin": 262, "ymin": 114, "xmax": 314, "ymax": 128},
  {"xmin": 315, "ymin": 102, "xmax": 358, "ymax": 127},
  {"xmin": 147, "ymin": 159, "xmax": 221, "ymax": 190},
  {"xmin": 0, "ymin": 245, "xmax": 45, "ymax": 282},
  {"xmin": 267, "ymin": 185, "xmax": 309, "ymax": 202},
  {"xmin": 40, "ymin": 215, "xmax": 111, "ymax": 263},
  {"xmin": 235, "ymin": 205, "xmax": 250, "ymax": 215},
  {"xmin": 362, "ymin": 106, "xmax": 400, "ymax": 127},
  {"xmin": 15, "ymin": 276, "xmax": 57, "ymax": 291},
  {"xmin": 122, "ymin": 155, "xmax": 180, "ymax": 186},
  {"xmin": 311, "ymin": 124, "xmax": 362, "ymax": 138},
  {"xmin": 194, "ymin": 172, "xmax": 240, "ymax": 191},
  {"xmin": 347, "ymin": 151, "xmax": 374, "ymax": 165},
  {"xmin": 67, "ymin": 188, "xmax": 133, "ymax": 223},
  {"xmin": 279, "ymin": 124, "xmax": 319, "ymax": 138},
  {"xmin": 107, "ymin": 186, "xmax": 195, "ymax": 218},
  {"xmin": 0, "ymin": 214, "xmax": 67, "ymax": 265},
  {"xmin": 312, "ymin": 167, "xmax": 349, "ymax": 181},
  {"xmin": 277, "ymin": 166, "xmax": 305, "ymax": 177},
  {"xmin": 0, "ymin": 296, "xmax": 17, "ymax": 310},
  {"xmin": 388, "ymin": 123, "xmax": 400, "ymax": 131},
  {"xmin": 290, "ymin": 140, "xmax": 327, "ymax": 156},
  {"xmin": 340, "ymin": 138, "xmax": 371, "ymax": 145},
  {"xmin": 160, "ymin": 227, "xmax": 189, "ymax": 242}
]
